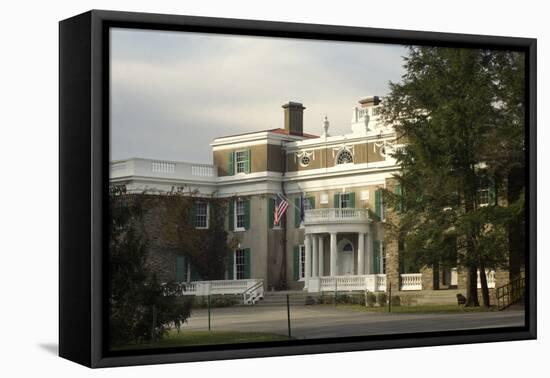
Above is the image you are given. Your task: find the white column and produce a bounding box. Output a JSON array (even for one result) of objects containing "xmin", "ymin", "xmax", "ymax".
[
  {"xmin": 318, "ymin": 236, "xmax": 324, "ymax": 277},
  {"xmin": 358, "ymin": 232, "xmax": 365, "ymax": 275},
  {"xmin": 304, "ymin": 234, "xmax": 312, "ymax": 288},
  {"xmin": 312, "ymin": 236, "xmax": 318, "ymax": 277},
  {"xmin": 330, "ymin": 232, "xmax": 338, "ymax": 276},
  {"xmin": 365, "ymin": 232, "xmax": 372, "ymax": 274}
]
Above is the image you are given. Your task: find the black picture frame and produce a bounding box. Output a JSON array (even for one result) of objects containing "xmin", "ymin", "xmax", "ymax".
[{"xmin": 59, "ymin": 9, "xmax": 537, "ymax": 368}]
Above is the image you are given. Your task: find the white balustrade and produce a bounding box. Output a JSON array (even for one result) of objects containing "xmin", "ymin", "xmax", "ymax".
[
  {"xmin": 110, "ymin": 158, "xmax": 217, "ymax": 181},
  {"xmin": 310, "ymin": 274, "xmax": 387, "ymax": 293},
  {"xmin": 304, "ymin": 208, "xmax": 369, "ymax": 225},
  {"xmin": 178, "ymin": 279, "xmax": 262, "ymax": 296},
  {"xmin": 400, "ymin": 273, "xmax": 422, "ymax": 291},
  {"xmin": 477, "ymin": 269, "xmax": 496, "ymax": 289}
]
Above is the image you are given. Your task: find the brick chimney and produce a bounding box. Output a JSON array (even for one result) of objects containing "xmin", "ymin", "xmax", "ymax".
[{"xmin": 282, "ymin": 102, "xmax": 305, "ymax": 135}]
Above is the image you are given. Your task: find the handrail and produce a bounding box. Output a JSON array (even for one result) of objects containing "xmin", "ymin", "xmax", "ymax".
[
  {"xmin": 495, "ymin": 276, "xmax": 525, "ymax": 310},
  {"xmin": 243, "ymin": 279, "xmax": 264, "ymax": 304}
]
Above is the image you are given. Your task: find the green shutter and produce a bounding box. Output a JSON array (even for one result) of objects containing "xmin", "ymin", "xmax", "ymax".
[
  {"xmin": 228, "ymin": 151, "xmax": 235, "ymax": 176},
  {"xmin": 244, "ymin": 248, "xmax": 251, "ymax": 279},
  {"xmin": 373, "ymin": 240, "xmax": 381, "ymax": 274},
  {"xmin": 268, "ymin": 198, "xmax": 275, "ymax": 228},
  {"xmin": 294, "ymin": 198, "xmax": 301, "ymax": 228},
  {"xmin": 293, "ymin": 246, "xmax": 300, "ymax": 281},
  {"xmin": 488, "ymin": 177, "xmax": 496, "ymax": 206},
  {"xmin": 187, "ymin": 201, "xmax": 196, "ymax": 227},
  {"xmin": 176, "ymin": 256, "xmax": 187, "ymax": 282},
  {"xmin": 244, "ymin": 198, "xmax": 251, "ymax": 230},
  {"xmin": 307, "ymin": 196, "xmax": 315, "ymax": 210},
  {"xmin": 349, "ymin": 192, "xmax": 355, "ymax": 208},
  {"xmin": 375, "ymin": 189, "xmax": 382, "ymax": 218},
  {"xmin": 228, "ymin": 200, "xmax": 234, "ymax": 230},
  {"xmin": 394, "ymin": 184, "xmax": 402, "ymax": 213},
  {"xmin": 245, "ymin": 149, "xmax": 251, "ymax": 173},
  {"xmin": 227, "ymin": 251, "xmax": 234, "ymax": 280},
  {"xmin": 334, "ymin": 193, "xmax": 340, "ymax": 208}
]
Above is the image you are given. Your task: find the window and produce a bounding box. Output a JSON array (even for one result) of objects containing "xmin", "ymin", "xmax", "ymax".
[
  {"xmin": 235, "ymin": 249, "xmax": 246, "ymax": 280},
  {"xmin": 299, "ymin": 245, "xmax": 306, "ymax": 280},
  {"xmin": 235, "ymin": 199, "xmax": 245, "ymax": 229},
  {"xmin": 477, "ymin": 188, "xmax": 489, "ymax": 207},
  {"xmin": 235, "ymin": 150, "xmax": 248, "ymax": 173},
  {"xmin": 300, "ymin": 155, "xmax": 311, "ymax": 167},
  {"xmin": 195, "ymin": 202, "xmax": 208, "ymax": 229},
  {"xmin": 336, "ymin": 149, "xmax": 353, "ymax": 164},
  {"xmin": 340, "ymin": 193, "xmax": 350, "ymax": 208}
]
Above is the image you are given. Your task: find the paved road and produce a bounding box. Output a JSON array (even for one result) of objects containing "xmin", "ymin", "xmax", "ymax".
[{"xmin": 181, "ymin": 305, "xmax": 525, "ymax": 339}]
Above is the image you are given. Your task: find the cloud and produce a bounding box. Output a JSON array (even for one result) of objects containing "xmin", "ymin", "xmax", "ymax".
[{"xmin": 110, "ymin": 28, "xmax": 406, "ymax": 162}]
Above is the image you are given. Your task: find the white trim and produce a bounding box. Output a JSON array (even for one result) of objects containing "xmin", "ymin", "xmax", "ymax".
[{"xmin": 211, "ymin": 131, "xmax": 308, "ymax": 149}]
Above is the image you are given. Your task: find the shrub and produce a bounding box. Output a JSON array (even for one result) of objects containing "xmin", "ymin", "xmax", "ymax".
[
  {"xmin": 390, "ymin": 295, "xmax": 401, "ymax": 307},
  {"xmin": 377, "ymin": 292, "xmax": 388, "ymax": 306},
  {"xmin": 366, "ymin": 292, "xmax": 377, "ymax": 307},
  {"xmin": 400, "ymin": 295, "xmax": 417, "ymax": 306},
  {"xmin": 305, "ymin": 296, "xmax": 316, "ymax": 305}
]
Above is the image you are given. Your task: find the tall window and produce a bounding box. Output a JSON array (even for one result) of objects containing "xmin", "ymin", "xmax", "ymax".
[
  {"xmin": 235, "ymin": 150, "xmax": 248, "ymax": 173},
  {"xmin": 235, "ymin": 249, "xmax": 246, "ymax": 279},
  {"xmin": 299, "ymin": 245, "xmax": 306, "ymax": 280},
  {"xmin": 336, "ymin": 150, "xmax": 353, "ymax": 164},
  {"xmin": 340, "ymin": 193, "xmax": 350, "ymax": 208},
  {"xmin": 235, "ymin": 199, "xmax": 245, "ymax": 229},
  {"xmin": 195, "ymin": 202, "xmax": 208, "ymax": 229}
]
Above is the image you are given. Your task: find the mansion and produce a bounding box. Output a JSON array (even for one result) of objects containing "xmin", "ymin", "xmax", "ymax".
[{"xmin": 110, "ymin": 97, "xmax": 502, "ymax": 297}]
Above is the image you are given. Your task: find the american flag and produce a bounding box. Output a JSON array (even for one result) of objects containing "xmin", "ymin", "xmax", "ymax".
[{"xmin": 274, "ymin": 193, "xmax": 289, "ymax": 226}]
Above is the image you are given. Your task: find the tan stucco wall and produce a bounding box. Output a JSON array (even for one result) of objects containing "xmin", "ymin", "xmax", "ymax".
[
  {"xmin": 286, "ymin": 142, "xmax": 385, "ymax": 172},
  {"xmin": 213, "ymin": 144, "xmax": 283, "ymax": 176}
]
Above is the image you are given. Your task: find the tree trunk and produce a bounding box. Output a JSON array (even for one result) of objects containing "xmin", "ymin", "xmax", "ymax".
[
  {"xmin": 465, "ymin": 264, "xmax": 479, "ymax": 307},
  {"xmin": 478, "ymin": 261, "xmax": 490, "ymax": 307}
]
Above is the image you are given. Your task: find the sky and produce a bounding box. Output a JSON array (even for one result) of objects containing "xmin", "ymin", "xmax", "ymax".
[{"xmin": 110, "ymin": 28, "xmax": 407, "ymax": 163}]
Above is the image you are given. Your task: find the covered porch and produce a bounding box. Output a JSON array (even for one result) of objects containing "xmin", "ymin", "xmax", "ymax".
[{"xmin": 302, "ymin": 208, "xmax": 422, "ymax": 293}]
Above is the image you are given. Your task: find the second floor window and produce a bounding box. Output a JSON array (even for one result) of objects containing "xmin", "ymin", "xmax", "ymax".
[
  {"xmin": 340, "ymin": 193, "xmax": 350, "ymax": 208},
  {"xmin": 236, "ymin": 150, "xmax": 248, "ymax": 173},
  {"xmin": 195, "ymin": 202, "xmax": 208, "ymax": 228}
]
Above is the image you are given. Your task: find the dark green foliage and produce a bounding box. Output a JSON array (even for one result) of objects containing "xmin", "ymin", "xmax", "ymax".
[
  {"xmin": 380, "ymin": 47, "xmax": 525, "ymax": 307},
  {"xmin": 366, "ymin": 292, "xmax": 377, "ymax": 307},
  {"xmin": 390, "ymin": 295, "xmax": 401, "ymax": 307},
  {"xmin": 109, "ymin": 186, "xmax": 193, "ymax": 347},
  {"xmin": 377, "ymin": 292, "xmax": 388, "ymax": 306}
]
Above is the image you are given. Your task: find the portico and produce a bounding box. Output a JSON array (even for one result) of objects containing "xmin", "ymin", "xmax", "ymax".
[{"xmin": 302, "ymin": 208, "xmax": 386, "ymax": 292}]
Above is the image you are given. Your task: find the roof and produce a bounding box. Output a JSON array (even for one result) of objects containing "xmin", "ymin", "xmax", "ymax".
[{"xmin": 214, "ymin": 128, "xmax": 319, "ymax": 140}]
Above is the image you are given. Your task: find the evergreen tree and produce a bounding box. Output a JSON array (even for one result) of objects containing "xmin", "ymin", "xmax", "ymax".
[{"xmin": 382, "ymin": 47, "xmax": 525, "ymax": 306}]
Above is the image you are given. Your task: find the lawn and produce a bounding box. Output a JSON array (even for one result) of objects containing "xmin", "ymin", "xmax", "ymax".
[
  {"xmin": 114, "ymin": 330, "xmax": 290, "ymax": 350},
  {"xmin": 330, "ymin": 304, "xmax": 497, "ymax": 314}
]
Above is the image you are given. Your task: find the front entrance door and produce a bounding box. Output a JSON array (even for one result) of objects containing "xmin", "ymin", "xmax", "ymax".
[
  {"xmin": 340, "ymin": 252, "xmax": 353, "ymax": 275},
  {"xmin": 338, "ymin": 239, "xmax": 354, "ymax": 275}
]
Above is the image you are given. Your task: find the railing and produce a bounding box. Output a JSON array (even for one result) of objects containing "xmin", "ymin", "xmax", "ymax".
[
  {"xmin": 110, "ymin": 158, "xmax": 217, "ymax": 181},
  {"xmin": 308, "ymin": 274, "xmax": 386, "ymax": 293},
  {"xmin": 496, "ymin": 277, "xmax": 525, "ymax": 310},
  {"xmin": 400, "ymin": 273, "xmax": 422, "ymax": 291},
  {"xmin": 178, "ymin": 279, "xmax": 263, "ymax": 301},
  {"xmin": 304, "ymin": 208, "xmax": 369, "ymax": 225},
  {"xmin": 242, "ymin": 280, "xmax": 265, "ymax": 305},
  {"xmin": 477, "ymin": 269, "xmax": 496, "ymax": 289}
]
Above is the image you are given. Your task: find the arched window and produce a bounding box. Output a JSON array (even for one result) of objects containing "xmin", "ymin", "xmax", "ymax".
[
  {"xmin": 343, "ymin": 243, "xmax": 353, "ymax": 252},
  {"xmin": 336, "ymin": 150, "xmax": 353, "ymax": 165}
]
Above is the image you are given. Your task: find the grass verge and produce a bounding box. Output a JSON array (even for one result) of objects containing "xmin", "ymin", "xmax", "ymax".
[{"xmin": 114, "ymin": 330, "xmax": 290, "ymax": 350}]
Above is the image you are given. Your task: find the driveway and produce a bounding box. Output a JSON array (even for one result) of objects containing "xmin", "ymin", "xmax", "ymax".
[{"xmin": 181, "ymin": 305, "xmax": 525, "ymax": 339}]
